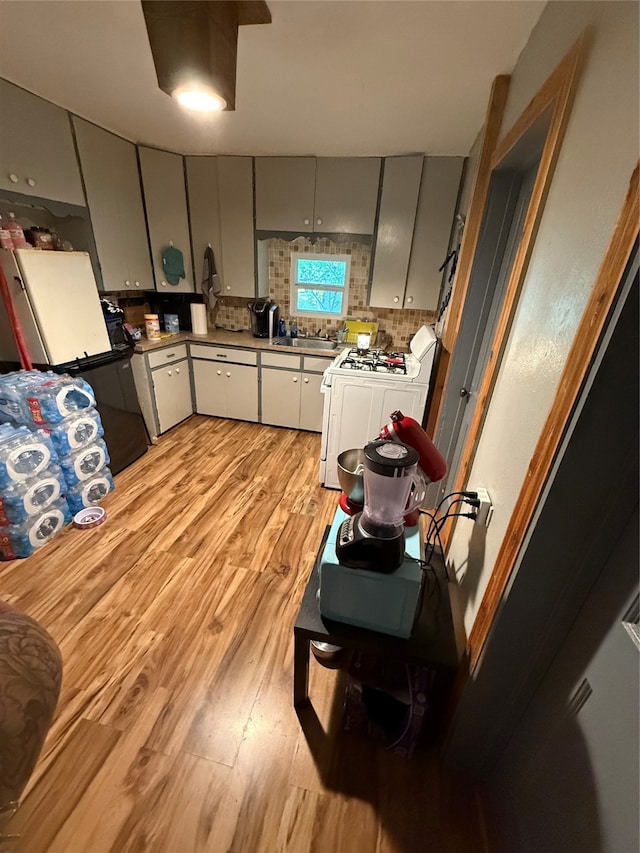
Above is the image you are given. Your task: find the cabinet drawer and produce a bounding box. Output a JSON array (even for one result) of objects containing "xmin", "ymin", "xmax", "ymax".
[
  {"xmin": 261, "ymin": 351, "xmax": 301, "ymax": 369},
  {"xmin": 147, "ymin": 343, "xmax": 188, "ymax": 369},
  {"xmin": 189, "ymin": 343, "xmax": 257, "ymax": 365},
  {"xmin": 302, "ymin": 356, "xmax": 335, "ymax": 372}
]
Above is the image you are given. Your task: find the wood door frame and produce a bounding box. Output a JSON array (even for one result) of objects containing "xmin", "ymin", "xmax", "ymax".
[
  {"xmin": 468, "ymin": 163, "xmax": 639, "ymax": 667},
  {"xmin": 443, "ymin": 35, "xmax": 587, "ymax": 548},
  {"xmin": 425, "ymin": 75, "xmax": 510, "ymax": 438}
]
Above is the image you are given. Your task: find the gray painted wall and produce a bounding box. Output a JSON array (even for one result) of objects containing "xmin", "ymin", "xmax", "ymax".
[{"xmin": 446, "ymin": 0, "xmax": 640, "ymax": 633}]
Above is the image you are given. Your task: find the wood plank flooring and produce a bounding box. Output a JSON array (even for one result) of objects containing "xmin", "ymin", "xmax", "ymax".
[{"xmin": 1, "ymin": 416, "xmax": 483, "ymax": 853}]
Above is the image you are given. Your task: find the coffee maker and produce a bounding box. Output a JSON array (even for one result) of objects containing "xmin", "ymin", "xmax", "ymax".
[
  {"xmin": 335, "ymin": 440, "xmax": 426, "ymax": 573},
  {"xmin": 248, "ymin": 300, "xmax": 279, "ymax": 338}
]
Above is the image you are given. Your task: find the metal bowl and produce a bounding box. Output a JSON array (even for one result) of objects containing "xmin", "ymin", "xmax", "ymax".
[{"xmin": 337, "ymin": 448, "xmax": 366, "ymax": 504}]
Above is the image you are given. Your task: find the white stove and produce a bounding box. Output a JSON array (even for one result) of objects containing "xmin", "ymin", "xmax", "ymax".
[{"xmin": 319, "ymin": 325, "xmax": 438, "ymax": 489}]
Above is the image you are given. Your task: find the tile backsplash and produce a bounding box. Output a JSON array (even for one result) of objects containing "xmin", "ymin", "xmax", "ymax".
[{"xmin": 212, "ymin": 237, "xmax": 436, "ymax": 349}]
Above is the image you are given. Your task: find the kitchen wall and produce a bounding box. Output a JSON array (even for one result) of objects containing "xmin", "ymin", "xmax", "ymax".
[
  {"xmin": 212, "ymin": 237, "xmax": 436, "ymax": 349},
  {"xmin": 446, "ymin": 0, "xmax": 639, "ymax": 634}
]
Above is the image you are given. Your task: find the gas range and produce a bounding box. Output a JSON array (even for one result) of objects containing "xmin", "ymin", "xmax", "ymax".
[{"xmin": 337, "ymin": 348, "xmax": 410, "ymax": 374}]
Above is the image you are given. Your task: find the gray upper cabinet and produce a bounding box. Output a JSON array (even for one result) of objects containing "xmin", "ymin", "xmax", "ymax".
[
  {"xmin": 185, "ymin": 156, "xmax": 225, "ymax": 291},
  {"xmin": 405, "ymin": 157, "xmax": 464, "ymax": 311},
  {"xmin": 314, "ymin": 157, "xmax": 381, "ymax": 234},
  {"xmin": 138, "ymin": 146, "xmax": 193, "ymax": 293},
  {"xmin": 0, "ymin": 79, "xmax": 84, "ymax": 206},
  {"xmin": 217, "ymin": 156, "xmax": 255, "ymax": 298},
  {"xmin": 73, "ymin": 118, "xmax": 153, "ymax": 292},
  {"xmin": 370, "ymin": 155, "xmax": 463, "ymax": 312},
  {"xmin": 369, "ymin": 156, "xmax": 424, "ymax": 309},
  {"xmin": 255, "ymin": 156, "xmax": 381, "ymax": 235},
  {"xmin": 255, "ymin": 157, "xmax": 316, "ymax": 232}
]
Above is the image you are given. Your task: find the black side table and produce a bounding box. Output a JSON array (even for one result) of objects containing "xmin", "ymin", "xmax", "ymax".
[{"xmin": 293, "ymin": 526, "xmax": 467, "ymax": 709}]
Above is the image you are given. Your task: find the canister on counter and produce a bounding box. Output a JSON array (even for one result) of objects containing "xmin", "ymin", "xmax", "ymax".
[
  {"xmin": 164, "ymin": 313, "xmax": 179, "ymax": 334},
  {"xmin": 144, "ymin": 313, "xmax": 161, "ymax": 341}
]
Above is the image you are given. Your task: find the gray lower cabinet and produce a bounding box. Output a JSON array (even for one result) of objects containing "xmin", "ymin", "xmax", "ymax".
[
  {"xmin": 131, "ymin": 343, "xmax": 192, "ymax": 438},
  {"xmin": 73, "ymin": 117, "xmax": 153, "ymax": 292},
  {"xmin": 152, "ymin": 358, "xmax": 193, "ymax": 433},
  {"xmin": 260, "ymin": 353, "xmax": 330, "ymax": 432},
  {"xmin": 138, "ymin": 146, "xmax": 193, "ymax": 293},
  {"xmin": 191, "ymin": 344, "xmax": 259, "ymax": 421},
  {"xmin": 0, "ymin": 79, "xmax": 84, "ymax": 205}
]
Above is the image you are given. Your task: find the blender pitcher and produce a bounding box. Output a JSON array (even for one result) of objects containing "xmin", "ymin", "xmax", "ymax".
[{"xmin": 335, "ymin": 440, "xmax": 426, "ymax": 573}]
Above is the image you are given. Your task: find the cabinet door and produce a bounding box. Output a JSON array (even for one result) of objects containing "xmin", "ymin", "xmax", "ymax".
[
  {"xmin": 0, "ymin": 79, "xmax": 84, "ymax": 205},
  {"xmin": 405, "ymin": 157, "xmax": 464, "ymax": 311},
  {"xmin": 192, "ymin": 359, "xmax": 227, "ymax": 417},
  {"xmin": 261, "ymin": 368, "xmax": 301, "ymax": 428},
  {"xmin": 74, "ymin": 118, "xmax": 153, "ymax": 292},
  {"xmin": 186, "ymin": 156, "xmax": 225, "ymax": 291},
  {"xmin": 369, "ymin": 156, "xmax": 424, "ymax": 309},
  {"xmin": 139, "ymin": 147, "xmax": 193, "ymax": 293},
  {"xmin": 299, "ymin": 372, "xmax": 324, "ymax": 432},
  {"xmin": 152, "ymin": 358, "xmax": 192, "ymax": 433},
  {"xmin": 217, "ymin": 156, "xmax": 255, "ymax": 297},
  {"xmin": 172, "ymin": 359, "xmax": 193, "ymax": 425},
  {"xmin": 226, "ymin": 364, "xmax": 259, "ymax": 422},
  {"xmin": 314, "ymin": 158, "xmax": 381, "ymax": 234},
  {"xmin": 255, "ymin": 157, "xmax": 316, "ymax": 232}
]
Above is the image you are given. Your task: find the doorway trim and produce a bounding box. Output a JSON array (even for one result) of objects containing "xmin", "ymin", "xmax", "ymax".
[
  {"xmin": 436, "ymin": 33, "xmax": 598, "ymax": 666},
  {"xmin": 469, "ymin": 162, "xmax": 639, "ymax": 667}
]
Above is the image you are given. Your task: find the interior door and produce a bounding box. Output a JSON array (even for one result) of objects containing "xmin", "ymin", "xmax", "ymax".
[{"xmin": 429, "ymin": 164, "xmax": 538, "ymax": 504}]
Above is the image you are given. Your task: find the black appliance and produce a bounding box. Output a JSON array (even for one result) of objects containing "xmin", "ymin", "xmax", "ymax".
[
  {"xmin": 101, "ymin": 299, "xmax": 134, "ymax": 349},
  {"xmin": 248, "ymin": 300, "xmax": 279, "ymax": 338},
  {"xmin": 57, "ymin": 350, "xmax": 149, "ymax": 475},
  {"xmin": 145, "ymin": 292, "xmax": 205, "ymax": 332}
]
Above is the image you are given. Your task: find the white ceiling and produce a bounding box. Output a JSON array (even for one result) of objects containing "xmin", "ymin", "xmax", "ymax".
[{"xmin": 0, "ymin": 0, "xmax": 545, "ymax": 157}]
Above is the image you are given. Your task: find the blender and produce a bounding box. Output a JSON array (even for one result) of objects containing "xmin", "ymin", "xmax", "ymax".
[{"xmin": 335, "ymin": 439, "xmax": 426, "ymax": 573}]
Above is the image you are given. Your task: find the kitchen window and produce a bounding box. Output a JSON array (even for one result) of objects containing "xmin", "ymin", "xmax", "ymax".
[{"xmin": 289, "ymin": 253, "xmax": 351, "ymax": 319}]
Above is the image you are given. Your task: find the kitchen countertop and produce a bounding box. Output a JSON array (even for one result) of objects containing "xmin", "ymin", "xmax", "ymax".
[{"xmin": 134, "ymin": 328, "xmax": 340, "ymax": 357}]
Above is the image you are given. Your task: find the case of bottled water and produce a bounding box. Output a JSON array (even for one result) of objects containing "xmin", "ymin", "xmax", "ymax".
[
  {"xmin": 0, "ymin": 497, "xmax": 72, "ymax": 559},
  {"xmin": 0, "ymin": 425, "xmax": 59, "ymax": 489},
  {"xmin": 0, "ymin": 463, "xmax": 67, "ymax": 525}
]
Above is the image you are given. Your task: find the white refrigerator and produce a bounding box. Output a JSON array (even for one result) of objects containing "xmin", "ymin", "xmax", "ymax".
[{"xmin": 0, "ymin": 249, "xmax": 111, "ymax": 366}]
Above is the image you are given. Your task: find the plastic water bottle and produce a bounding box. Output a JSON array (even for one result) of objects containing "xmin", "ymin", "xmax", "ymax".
[
  {"xmin": 59, "ymin": 439, "xmax": 110, "ymax": 488},
  {"xmin": 25, "ymin": 376, "xmax": 96, "ymax": 426},
  {"xmin": 48, "ymin": 409, "xmax": 104, "ymax": 456},
  {"xmin": 65, "ymin": 468, "xmax": 115, "ymax": 515}
]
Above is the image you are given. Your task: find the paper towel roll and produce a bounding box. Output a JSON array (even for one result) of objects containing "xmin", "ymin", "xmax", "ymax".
[{"xmin": 190, "ymin": 303, "xmax": 208, "ymax": 336}]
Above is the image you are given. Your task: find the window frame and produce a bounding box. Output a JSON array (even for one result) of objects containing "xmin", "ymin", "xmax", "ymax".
[{"xmin": 289, "ymin": 252, "xmax": 351, "ymax": 320}]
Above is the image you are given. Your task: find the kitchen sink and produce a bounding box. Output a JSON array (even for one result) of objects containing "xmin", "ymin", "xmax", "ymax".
[{"xmin": 272, "ymin": 337, "xmax": 338, "ymax": 351}]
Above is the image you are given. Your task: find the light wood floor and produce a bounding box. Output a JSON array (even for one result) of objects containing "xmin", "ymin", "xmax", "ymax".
[{"xmin": 1, "ymin": 416, "xmax": 483, "ymax": 853}]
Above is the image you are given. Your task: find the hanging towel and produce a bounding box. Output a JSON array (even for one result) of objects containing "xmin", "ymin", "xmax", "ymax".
[
  {"xmin": 200, "ymin": 245, "xmax": 222, "ymax": 309},
  {"xmin": 161, "ymin": 245, "xmax": 186, "ymax": 285}
]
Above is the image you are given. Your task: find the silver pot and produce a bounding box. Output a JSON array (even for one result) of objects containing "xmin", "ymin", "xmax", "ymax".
[{"xmin": 337, "ymin": 448, "xmax": 366, "ymax": 505}]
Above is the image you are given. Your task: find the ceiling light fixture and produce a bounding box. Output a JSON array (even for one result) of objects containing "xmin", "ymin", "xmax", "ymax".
[
  {"xmin": 142, "ymin": 1, "xmax": 271, "ymax": 112},
  {"xmin": 174, "ymin": 87, "xmax": 226, "ymax": 113}
]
